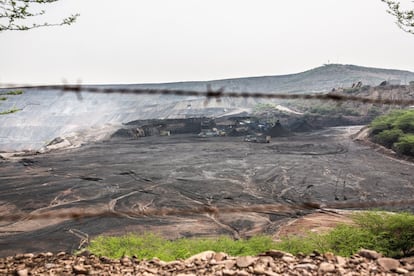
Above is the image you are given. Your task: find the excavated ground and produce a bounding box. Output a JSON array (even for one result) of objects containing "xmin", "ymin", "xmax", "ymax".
[{"xmin": 0, "ymin": 126, "xmax": 413, "ymax": 257}]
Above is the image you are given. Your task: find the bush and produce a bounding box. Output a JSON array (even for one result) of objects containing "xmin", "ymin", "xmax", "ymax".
[
  {"xmin": 393, "ymin": 134, "xmax": 414, "ymax": 156},
  {"xmin": 273, "ymin": 233, "xmax": 323, "ymax": 255},
  {"xmin": 274, "ymin": 224, "xmax": 378, "ymax": 257},
  {"xmin": 324, "ymin": 224, "xmax": 379, "ymax": 256},
  {"xmin": 275, "ymin": 211, "xmax": 414, "ymax": 258},
  {"xmin": 352, "ymin": 211, "xmax": 414, "ymax": 257},
  {"xmin": 374, "ymin": 128, "xmax": 404, "ymax": 148},
  {"xmin": 370, "ymin": 110, "xmax": 414, "ymax": 156},
  {"xmin": 370, "ymin": 110, "xmax": 404, "ymax": 135},
  {"xmin": 393, "ymin": 111, "xmax": 414, "ymax": 132}
]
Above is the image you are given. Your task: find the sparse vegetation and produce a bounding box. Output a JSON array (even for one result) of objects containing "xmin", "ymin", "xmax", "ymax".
[
  {"xmin": 0, "ymin": 108, "xmax": 21, "ymax": 115},
  {"xmin": 275, "ymin": 224, "xmax": 376, "ymax": 257},
  {"xmin": 86, "ymin": 211, "xmax": 414, "ymax": 260},
  {"xmin": 86, "ymin": 234, "xmax": 275, "ymax": 261},
  {"xmin": 352, "ymin": 211, "xmax": 414, "ymax": 257},
  {"xmin": 278, "ymin": 211, "xmax": 414, "ymax": 258},
  {"xmin": 370, "ymin": 109, "xmax": 414, "ymax": 156},
  {"xmin": 367, "ymin": 105, "xmax": 382, "ymax": 116},
  {"xmin": 0, "ymin": 90, "xmax": 24, "ymax": 115},
  {"xmin": 2, "ymin": 90, "xmax": 24, "ymax": 95},
  {"xmin": 307, "ymin": 104, "xmax": 361, "ymax": 116}
]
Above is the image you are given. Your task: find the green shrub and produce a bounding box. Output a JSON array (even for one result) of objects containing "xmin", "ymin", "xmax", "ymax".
[
  {"xmin": 275, "ymin": 211, "xmax": 414, "ymax": 258},
  {"xmin": 370, "ymin": 110, "xmax": 414, "ymax": 156},
  {"xmin": 273, "ymin": 233, "xmax": 321, "ymax": 255},
  {"xmin": 393, "ymin": 111, "xmax": 414, "ymax": 132},
  {"xmin": 274, "ymin": 224, "xmax": 377, "ymax": 257},
  {"xmin": 0, "ymin": 97, "xmax": 6, "ymax": 101},
  {"xmin": 393, "ymin": 134, "xmax": 414, "ymax": 156},
  {"xmin": 324, "ymin": 224, "xmax": 379, "ymax": 256},
  {"xmin": 352, "ymin": 211, "xmax": 414, "ymax": 257},
  {"xmin": 370, "ymin": 110, "xmax": 405, "ymax": 135},
  {"xmin": 374, "ymin": 128, "xmax": 404, "ymax": 148}
]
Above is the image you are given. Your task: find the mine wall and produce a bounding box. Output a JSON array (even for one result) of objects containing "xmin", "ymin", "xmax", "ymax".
[
  {"xmin": 111, "ymin": 116, "xmax": 293, "ymax": 139},
  {"xmin": 112, "ymin": 118, "xmax": 205, "ymax": 139},
  {"xmin": 111, "ymin": 111, "xmax": 379, "ymax": 140}
]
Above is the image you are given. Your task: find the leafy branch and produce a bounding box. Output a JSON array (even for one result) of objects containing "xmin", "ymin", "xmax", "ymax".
[
  {"xmin": 382, "ymin": 0, "xmax": 414, "ymax": 34},
  {"xmin": 0, "ymin": 0, "xmax": 78, "ymax": 32}
]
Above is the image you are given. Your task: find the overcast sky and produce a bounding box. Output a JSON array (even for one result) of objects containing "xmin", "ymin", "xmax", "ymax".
[{"xmin": 0, "ymin": 0, "xmax": 413, "ymax": 85}]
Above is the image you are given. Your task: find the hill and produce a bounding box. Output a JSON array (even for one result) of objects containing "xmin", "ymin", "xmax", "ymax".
[
  {"xmin": 1, "ymin": 64, "xmax": 414, "ymax": 152},
  {"xmin": 128, "ymin": 64, "xmax": 414, "ymax": 93}
]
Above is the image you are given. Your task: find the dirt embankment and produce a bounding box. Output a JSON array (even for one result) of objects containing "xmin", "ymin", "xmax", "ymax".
[{"xmin": 352, "ymin": 126, "xmax": 414, "ymax": 165}]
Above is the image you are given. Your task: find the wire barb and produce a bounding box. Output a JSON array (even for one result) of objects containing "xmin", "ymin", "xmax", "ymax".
[
  {"xmin": 0, "ymin": 84, "xmax": 413, "ymax": 105},
  {"xmin": 0, "ymin": 199, "xmax": 413, "ymax": 222}
]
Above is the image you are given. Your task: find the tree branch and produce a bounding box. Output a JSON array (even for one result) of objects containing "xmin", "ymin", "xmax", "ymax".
[
  {"xmin": 0, "ymin": 0, "xmax": 78, "ymax": 32},
  {"xmin": 381, "ymin": 0, "xmax": 414, "ymax": 34}
]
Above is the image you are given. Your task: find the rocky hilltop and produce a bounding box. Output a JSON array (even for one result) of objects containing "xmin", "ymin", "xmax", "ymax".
[{"xmin": 130, "ymin": 64, "xmax": 414, "ymax": 93}]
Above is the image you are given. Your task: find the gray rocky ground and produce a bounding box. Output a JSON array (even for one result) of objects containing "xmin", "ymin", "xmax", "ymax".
[{"xmin": 0, "ymin": 126, "xmax": 413, "ymax": 257}]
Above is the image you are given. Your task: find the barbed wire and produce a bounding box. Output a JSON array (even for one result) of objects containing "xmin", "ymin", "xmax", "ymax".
[
  {"xmin": 1, "ymin": 199, "xmax": 413, "ymax": 222},
  {"xmin": 1, "ymin": 84, "xmax": 413, "ymax": 105}
]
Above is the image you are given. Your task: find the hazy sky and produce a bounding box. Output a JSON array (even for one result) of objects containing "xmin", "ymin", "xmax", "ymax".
[{"xmin": 1, "ymin": 0, "xmax": 413, "ymax": 85}]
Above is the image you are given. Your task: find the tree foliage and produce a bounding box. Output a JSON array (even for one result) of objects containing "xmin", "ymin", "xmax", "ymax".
[
  {"xmin": 370, "ymin": 109, "xmax": 414, "ymax": 156},
  {"xmin": 382, "ymin": 0, "xmax": 414, "ymax": 34},
  {"xmin": 394, "ymin": 134, "xmax": 414, "ymax": 155},
  {"xmin": 0, "ymin": 0, "xmax": 78, "ymax": 32}
]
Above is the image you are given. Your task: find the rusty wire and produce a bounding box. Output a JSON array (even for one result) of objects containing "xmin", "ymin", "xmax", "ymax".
[
  {"xmin": 0, "ymin": 203, "xmax": 302, "ymax": 222},
  {"xmin": 0, "ymin": 84, "xmax": 413, "ymax": 105},
  {"xmin": 1, "ymin": 199, "xmax": 413, "ymax": 222}
]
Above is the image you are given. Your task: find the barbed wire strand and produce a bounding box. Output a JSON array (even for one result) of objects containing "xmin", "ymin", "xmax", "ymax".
[
  {"xmin": 1, "ymin": 199, "xmax": 413, "ymax": 222},
  {"xmin": 0, "ymin": 84, "xmax": 413, "ymax": 105}
]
